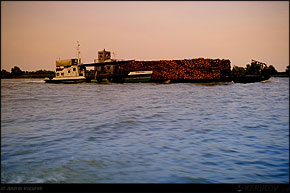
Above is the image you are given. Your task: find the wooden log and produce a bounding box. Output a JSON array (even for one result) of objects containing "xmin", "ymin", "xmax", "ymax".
[{"xmin": 117, "ymin": 58, "xmax": 231, "ymax": 81}]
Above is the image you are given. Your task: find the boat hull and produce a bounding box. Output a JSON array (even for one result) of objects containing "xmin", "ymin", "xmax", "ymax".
[
  {"xmin": 123, "ymin": 76, "xmax": 152, "ymax": 83},
  {"xmin": 44, "ymin": 77, "xmax": 87, "ymax": 84},
  {"xmin": 233, "ymin": 75, "xmax": 270, "ymax": 83}
]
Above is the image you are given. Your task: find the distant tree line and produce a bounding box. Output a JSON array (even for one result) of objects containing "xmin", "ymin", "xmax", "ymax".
[
  {"xmin": 1, "ymin": 66, "xmax": 55, "ymax": 79},
  {"xmin": 231, "ymin": 61, "xmax": 289, "ymax": 78}
]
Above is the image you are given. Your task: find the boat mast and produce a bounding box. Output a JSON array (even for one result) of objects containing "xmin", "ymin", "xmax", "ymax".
[{"xmin": 77, "ymin": 41, "xmax": 80, "ymax": 64}]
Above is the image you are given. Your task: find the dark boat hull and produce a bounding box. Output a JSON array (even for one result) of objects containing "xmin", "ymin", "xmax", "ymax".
[
  {"xmin": 44, "ymin": 77, "xmax": 87, "ymax": 84},
  {"xmin": 233, "ymin": 75, "xmax": 270, "ymax": 83}
]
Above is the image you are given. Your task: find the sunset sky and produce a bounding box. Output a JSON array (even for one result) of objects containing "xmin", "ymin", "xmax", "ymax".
[{"xmin": 1, "ymin": 1, "xmax": 289, "ymax": 72}]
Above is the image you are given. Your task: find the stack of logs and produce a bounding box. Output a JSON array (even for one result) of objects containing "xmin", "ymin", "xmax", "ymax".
[{"xmin": 118, "ymin": 58, "xmax": 231, "ymax": 81}]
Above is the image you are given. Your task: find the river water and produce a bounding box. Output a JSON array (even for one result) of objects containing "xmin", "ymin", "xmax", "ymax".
[{"xmin": 1, "ymin": 77, "xmax": 289, "ymax": 183}]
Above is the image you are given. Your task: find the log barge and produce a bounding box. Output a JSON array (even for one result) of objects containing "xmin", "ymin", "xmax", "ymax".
[
  {"xmin": 81, "ymin": 54, "xmax": 232, "ymax": 83},
  {"xmin": 45, "ymin": 44, "xmax": 271, "ymax": 84}
]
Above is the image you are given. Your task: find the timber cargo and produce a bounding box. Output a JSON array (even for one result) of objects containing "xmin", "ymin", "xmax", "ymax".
[
  {"xmin": 81, "ymin": 58, "xmax": 231, "ymax": 83},
  {"xmin": 117, "ymin": 58, "xmax": 231, "ymax": 82}
]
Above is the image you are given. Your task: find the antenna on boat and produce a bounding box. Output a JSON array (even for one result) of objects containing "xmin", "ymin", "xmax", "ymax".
[{"xmin": 77, "ymin": 41, "xmax": 81, "ymax": 64}]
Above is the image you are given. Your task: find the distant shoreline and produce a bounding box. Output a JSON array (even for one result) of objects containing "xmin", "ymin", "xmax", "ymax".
[
  {"xmin": 1, "ymin": 75, "xmax": 54, "ymax": 79},
  {"xmin": 1, "ymin": 67, "xmax": 55, "ymax": 79},
  {"xmin": 272, "ymin": 72, "xmax": 289, "ymax": 77}
]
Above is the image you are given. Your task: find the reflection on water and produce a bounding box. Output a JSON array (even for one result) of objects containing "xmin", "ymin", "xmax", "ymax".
[{"xmin": 1, "ymin": 78, "xmax": 289, "ymax": 183}]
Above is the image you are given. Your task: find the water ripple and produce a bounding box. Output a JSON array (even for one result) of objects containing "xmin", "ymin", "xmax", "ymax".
[{"xmin": 1, "ymin": 78, "xmax": 289, "ymax": 183}]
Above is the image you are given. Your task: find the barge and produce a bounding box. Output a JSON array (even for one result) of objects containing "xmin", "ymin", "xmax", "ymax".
[
  {"xmin": 45, "ymin": 43, "xmax": 272, "ymax": 84},
  {"xmin": 81, "ymin": 57, "xmax": 232, "ymax": 83}
]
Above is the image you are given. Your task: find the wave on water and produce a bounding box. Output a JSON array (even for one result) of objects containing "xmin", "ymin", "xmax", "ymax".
[
  {"xmin": 2, "ymin": 79, "xmax": 45, "ymax": 84},
  {"xmin": 1, "ymin": 77, "xmax": 289, "ymax": 183}
]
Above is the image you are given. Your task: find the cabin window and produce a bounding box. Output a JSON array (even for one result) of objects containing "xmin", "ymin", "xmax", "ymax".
[
  {"xmin": 73, "ymin": 68, "xmax": 76, "ymax": 71},
  {"xmin": 107, "ymin": 66, "xmax": 111, "ymax": 70},
  {"xmin": 79, "ymin": 73, "xmax": 83, "ymax": 76},
  {"xmin": 61, "ymin": 73, "xmax": 64, "ymax": 76},
  {"xmin": 68, "ymin": 70, "xmax": 70, "ymax": 73},
  {"xmin": 56, "ymin": 73, "xmax": 60, "ymax": 76}
]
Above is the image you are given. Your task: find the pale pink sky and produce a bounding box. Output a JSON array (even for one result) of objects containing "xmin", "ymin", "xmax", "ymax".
[{"xmin": 1, "ymin": 1, "xmax": 289, "ymax": 71}]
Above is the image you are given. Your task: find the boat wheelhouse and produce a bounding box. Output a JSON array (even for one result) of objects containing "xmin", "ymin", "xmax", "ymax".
[{"xmin": 45, "ymin": 59, "xmax": 86, "ymax": 83}]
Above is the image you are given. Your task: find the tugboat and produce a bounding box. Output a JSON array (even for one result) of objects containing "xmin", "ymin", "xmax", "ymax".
[
  {"xmin": 45, "ymin": 41, "xmax": 86, "ymax": 83},
  {"xmin": 44, "ymin": 58, "xmax": 86, "ymax": 83}
]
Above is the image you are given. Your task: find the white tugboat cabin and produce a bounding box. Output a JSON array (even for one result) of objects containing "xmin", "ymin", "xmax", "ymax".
[
  {"xmin": 44, "ymin": 59, "xmax": 86, "ymax": 83},
  {"xmin": 45, "ymin": 41, "xmax": 87, "ymax": 83}
]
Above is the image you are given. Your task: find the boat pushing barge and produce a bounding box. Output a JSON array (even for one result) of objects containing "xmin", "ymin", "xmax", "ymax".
[{"xmin": 45, "ymin": 44, "xmax": 270, "ymax": 84}]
